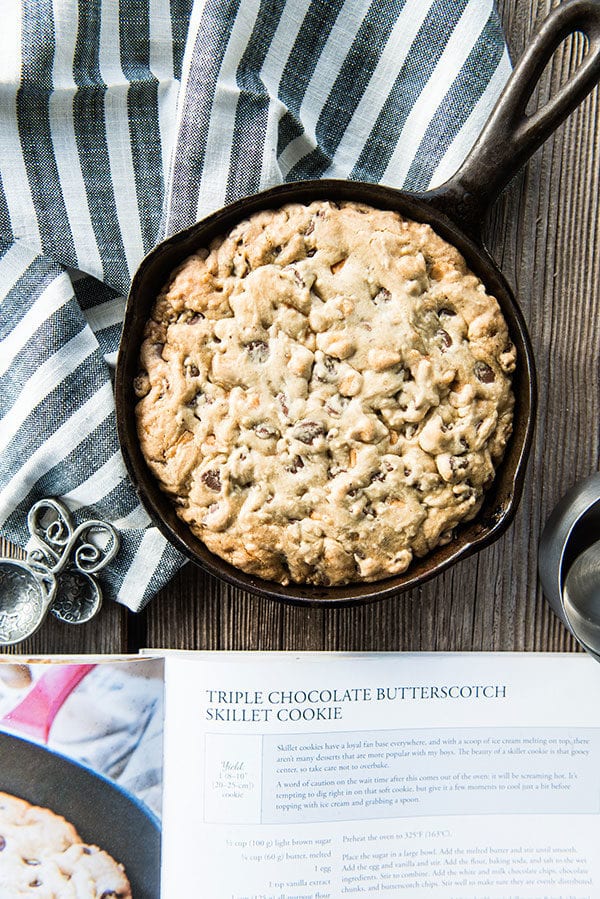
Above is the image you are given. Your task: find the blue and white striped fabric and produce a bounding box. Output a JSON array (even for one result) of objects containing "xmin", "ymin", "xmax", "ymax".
[{"xmin": 0, "ymin": 0, "xmax": 511, "ymax": 611}]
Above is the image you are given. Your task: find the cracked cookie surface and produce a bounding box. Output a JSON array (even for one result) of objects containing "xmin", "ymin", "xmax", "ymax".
[{"xmin": 135, "ymin": 200, "xmax": 516, "ymax": 585}]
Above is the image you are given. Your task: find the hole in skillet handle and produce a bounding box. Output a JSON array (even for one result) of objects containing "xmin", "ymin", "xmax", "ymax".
[
  {"xmin": 115, "ymin": 0, "xmax": 600, "ymax": 605},
  {"xmin": 425, "ymin": 0, "xmax": 600, "ymax": 242}
]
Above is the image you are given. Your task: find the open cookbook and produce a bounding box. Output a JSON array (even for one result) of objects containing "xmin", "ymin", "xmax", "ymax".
[{"xmin": 1, "ymin": 650, "xmax": 600, "ymax": 898}]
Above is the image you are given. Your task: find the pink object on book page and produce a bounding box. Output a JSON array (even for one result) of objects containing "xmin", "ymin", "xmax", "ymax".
[{"xmin": 0, "ymin": 663, "xmax": 95, "ymax": 743}]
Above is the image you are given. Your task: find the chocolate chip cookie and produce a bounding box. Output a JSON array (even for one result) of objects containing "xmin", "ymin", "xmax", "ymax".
[
  {"xmin": 135, "ymin": 200, "xmax": 516, "ymax": 585},
  {"xmin": 0, "ymin": 791, "xmax": 132, "ymax": 897}
]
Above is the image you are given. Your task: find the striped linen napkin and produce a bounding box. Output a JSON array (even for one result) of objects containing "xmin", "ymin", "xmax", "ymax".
[{"xmin": 0, "ymin": 0, "xmax": 511, "ymax": 611}]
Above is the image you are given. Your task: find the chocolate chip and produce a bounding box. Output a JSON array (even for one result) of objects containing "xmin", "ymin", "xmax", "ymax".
[
  {"xmin": 453, "ymin": 483, "xmax": 476, "ymax": 501},
  {"xmin": 277, "ymin": 392, "xmax": 289, "ymax": 416},
  {"xmin": 180, "ymin": 311, "xmax": 205, "ymax": 324},
  {"xmin": 254, "ymin": 423, "xmax": 279, "ymax": 439},
  {"xmin": 436, "ymin": 328, "xmax": 452, "ymax": 350},
  {"xmin": 82, "ymin": 847, "xmax": 92, "ymax": 855},
  {"xmin": 369, "ymin": 470, "xmax": 386, "ymax": 483},
  {"xmin": 315, "ymin": 355, "xmax": 338, "ymax": 383},
  {"xmin": 474, "ymin": 361, "xmax": 496, "ymax": 383},
  {"xmin": 100, "ymin": 893, "xmax": 121, "ymax": 899},
  {"xmin": 29, "ymin": 880, "xmax": 42, "ymax": 888},
  {"xmin": 438, "ymin": 307, "xmax": 456, "ymax": 317},
  {"xmin": 201, "ymin": 470, "xmax": 222, "ymax": 492},
  {"xmin": 450, "ymin": 456, "xmax": 469, "ymax": 474},
  {"xmin": 293, "ymin": 421, "xmax": 325, "ymax": 444},
  {"xmin": 290, "ymin": 267, "xmax": 305, "ymax": 287},
  {"xmin": 195, "ymin": 391, "xmax": 213, "ymax": 410},
  {"xmin": 286, "ymin": 455, "xmax": 305, "ymax": 473},
  {"xmin": 185, "ymin": 363, "xmax": 200, "ymax": 377},
  {"xmin": 245, "ymin": 340, "xmax": 269, "ymax": 363},
  {"xmin": 372, "ymin": 287, "xmax": 391, "ymax": 306},
  {"xmin": 324, "ymin": 395, "xmax": 349, "ymax": 417},
  {"xmin": 0, "ymin": 836, "xmax": 5, "ymax": 851}
]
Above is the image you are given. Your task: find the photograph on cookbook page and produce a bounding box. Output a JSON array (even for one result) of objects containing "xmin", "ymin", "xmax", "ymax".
[
  {"xmin": 160, "ymin": 651, "xmax": 600, "ymax": 899},
  {"xmin": 0, "ymin": 657, "xmax": 164, "ymax": 898}
]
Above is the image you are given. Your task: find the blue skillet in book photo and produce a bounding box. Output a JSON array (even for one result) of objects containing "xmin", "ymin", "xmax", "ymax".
[
  {"xmin": 0, "ymin": 659, "xmax": 163, "ymax": 899},
  {"xmin": 115, "ymin": 0, "xmax": 600, "ymax": 606}
]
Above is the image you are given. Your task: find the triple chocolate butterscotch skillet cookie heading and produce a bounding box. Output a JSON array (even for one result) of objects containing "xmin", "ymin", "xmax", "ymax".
[{"xmin": 135, "ymin": 200, "xmax": 516, "ymax": 586}]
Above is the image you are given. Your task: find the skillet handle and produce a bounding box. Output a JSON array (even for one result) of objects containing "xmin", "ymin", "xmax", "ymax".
[{"xmin": 429, "ymin": 0, "xmax": 600, "ymax": 240}]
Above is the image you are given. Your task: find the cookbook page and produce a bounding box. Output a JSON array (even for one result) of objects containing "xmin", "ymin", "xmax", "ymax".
[
  {"xmin": 0, "ymin": 655, "xmax": 164, "ymax": 898},
  {"xmin": 161, "ymin": 651, "xmax": 600, "ymax": 899}
]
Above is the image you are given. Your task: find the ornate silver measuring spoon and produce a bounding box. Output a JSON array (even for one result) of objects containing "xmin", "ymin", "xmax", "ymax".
[{"xmin": 0, "ymin": 499, "xmax": 120, "ymax": 646}]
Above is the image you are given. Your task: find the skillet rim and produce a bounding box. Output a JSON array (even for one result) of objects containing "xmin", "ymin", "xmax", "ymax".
[{"xmin": 115, "ymin": 178, "xmax": 537, "ymax": 605}]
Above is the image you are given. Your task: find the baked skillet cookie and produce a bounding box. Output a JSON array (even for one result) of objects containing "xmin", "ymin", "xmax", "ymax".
[
  {"xmin": 0, "ymin": 791, "xmax": 132, "ymax": 898},
  {"xmin": 135, "ymin": 200, "xmax": 516, "ymax": 586}
]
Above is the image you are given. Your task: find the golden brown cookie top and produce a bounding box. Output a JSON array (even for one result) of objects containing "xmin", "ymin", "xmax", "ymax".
[
  {"xmin": 135, "ymin": 200, "xmax": 516, "ymax": 585},
  {"xmin": 0, "ymin": 791, "xmax": 132, "ymax": 898}
]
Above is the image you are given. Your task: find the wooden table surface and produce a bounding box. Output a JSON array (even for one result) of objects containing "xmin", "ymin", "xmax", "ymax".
[{"xmin": 1, "ymin": 0, "xmax": 598, "ymax": 658}]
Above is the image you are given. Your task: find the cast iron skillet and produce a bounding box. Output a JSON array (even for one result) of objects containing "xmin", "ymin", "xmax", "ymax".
[
  {"xmin": 0, "ymin": 731, "xmax": 161, "ymax": 898},
  {"xmin": 116, "ymin": 0, "xmax": 600, "ymax": 605}
]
